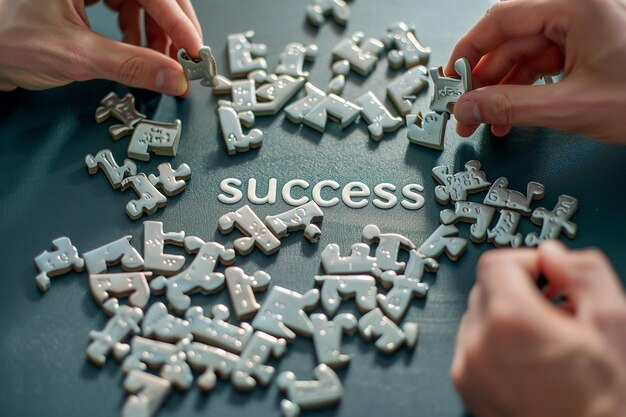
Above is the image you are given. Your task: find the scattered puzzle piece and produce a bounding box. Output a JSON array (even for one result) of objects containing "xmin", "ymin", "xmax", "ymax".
[
  {"xmin": 386, "ymin": 66, "xmax": 428, "ymax": 115},
  {"xmin": 218, "ymin": 205, "xmax": 281, "ymax": 255},
  {"xmin": 525, "ymin": 195, "xmax": 578, "ymax": 246},
  {"xmin": 85, "ymin": 149, "xmax": 137, "ymax": 189},
  {"xmin": 95, "ymin": 92, "xmax": 146, "ymax": 140},
  {"xmin": 310, "ymin": 313, "xmax": 357, "ymax": 368},
  {"xmin": 231, "ymin": 331, "xmax": 287, "ymax": 391},
  {"xmin": 86, "ymin": 299, "xmax": 143, "ymax": 366},
  {"xmin": 356, "ymin": 91, "xmax": 403, "ymax": 141},
  {"xmin": 361, "ymin": 224, "xmax": 415, "ymax": 274},
  {"xmin": 150, "ymin": 237, "xmax": 235, "ymax": 313},
  {"xmin": 217, "ymin": 105, "xmax": 264, "ymax": 155},
  {"xmin": 34, "ymin": 237, "xmax": 84, "ymax": 291},
  {"xmin": 177, "ymin": 45, "xmax": 219, "ymax": 87},
  {"xmin": 277, "ymin": 364, "xmax": 343, "ymax": 417},
  {"xmin": 285, "ymin": 82, "xmax": 327, "ymax": 123},
  {"xmin": 378, "ymin": 251, "xmax": 438, "ymax": 322},
  {"xmin": 483, "ymin": 177, "xmax": 545, "ymax": 215},
  {"xmin": 121, "ymin": 174, "xmax": 168, "ymax": 220},
  {"xmin": 275, "ymin": 43, "xmax": 318, "ymax": 78},
  {"xmin": 227, "ymin": 31, "xmax": 267, "ymax": 78},
  {"xmin": 440, "ymin": 201, "xmax": 497, "ymax": 243},
  {"xmin": 431, "ymin": 160, "xmax": 491, "ymax": 205},
  {"xmin": 265, "ymin": 201, "xmax": 324, "ymax": 243},
  {"xmin": 148, "ymin": 163, "xmax": 191, "ymax": 197},
  {"xmin": 306, "ymin": 0, "xmax": 351, "ymax": 26},
  {"xmin": 294, "ymin": 87, "xmax": 361, "ymax": 132},
  {"xmin": 314, "ymin": 275, "xmax": 377, "ymax": 316},
  {"xmin": 406, "ymin": 111, "xmax": 449, "ymax": 151},
  {"xmin": 417, "ymin": 224, "xmax": 467, "ymax": 261},
  {"xmin": 487, "ymin": 209, "xmax": 523, "ymax": 248},
  {"xmin": 143, "ymin": 221, "xmax": 185, "ymax": 276},
  {"xmin": 384, "ymin": 22, "xmax": 431, "ymax": 69},
  {"xmin": 429, "ymin": 57, "xmax": 472, "ymax": 113},
  {"xmin": 331, "ymin": 32, "xmax": 385, "ymax": 76},
  {"xmin": 320, "ymin": 243, "xmax": 378, "ymax": 276},
  {"xmin": 83, "ymin": 235, "xmax": 143, "ymax": 274},
  {"xmin": 224, "ymin": 266, "xmax": 271, "ymax": 320},
  {"xmin": 251, "ymin": 286, "xmax": 320, "ymax": 340},
  {"xmin": 358, "ymin": 308, "xmax": 418, "ymax": 354},
  {"xmin": 127, "ymin": 119, "xmax": 182, "ymax": 161},
  {"xmin": 89, "ymin": 271, "xmax": 152, "ymax": 308},
  {"xmin": 142, "ymin": 302, "xmax": 191, "ymax": 342},
  {"xmin": 186, "ymin": 304, "xmax": 253, "ymax": 354},
  {"xmin": 122, "ymin": 370, "xmax": 171, "ymax": 417},
  {"xmin": 185, "ymin": 342, "xmax": 240, "ymax": 392},
  {"xmin": 327, "ymin": 60, "xmax": 349, "ymax": 95}
]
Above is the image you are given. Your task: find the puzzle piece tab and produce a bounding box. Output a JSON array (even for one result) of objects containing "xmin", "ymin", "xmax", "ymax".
[
  {"xmin": 185, "ymin": 342, "xmax": 240, "ymax": 392},
  {"xmin": 34, "ymin": 237, "xmax": 84, "ymax": 291},
  {"xmin": 127, "ymin": 119, "xmax": 182, "ymax": 161},
  {"xmin": 177, "ymin": 45, "xmax": 219, "ymax": 87},
  {"xmin": 525, "ymin": 195, "xmax": 578, "ymax": 246},
  {"xmin": 89, "ymin": 271, "xmax": 152, "ymax": 308},
  {"xmin": 487, "ymin": 209, "xmax": 523, "ymax": 248},
  {"xmin": 224, "ymin": 266, "xmax": 271, "ymax": 320},
  {"xmin": 331, "ymin": 32, "xmax": 384, "ymax": 76},
  {"xmin": 186, "ymin": 304, "xmax": 253, "ymax": 354},
  {"xmin": 148, "ymin": 163, "xmax": 191, "ymax": 197},
  {"xmin": 314, "ymin": 275, "xmax": 378, "ymax": 316},
  {"xmin": 277, "ymin": 364, "xmax": 343, "ymax": 417},
  {"xmin": 358, "ymin": 308, "xmax": 418, "ymax": 354},
  {"xmin": 122, "ymin": 370, "xmax": 171, "ymax": 417},
  {"xmin": 386, "ymin": 66, "xmax": 428, "ymax": 115},
  {"xmin": 143, "ymin": 221, "xmax": 185, "ymax": 276},
  {"xmin": 384, "ymin": 22, "xmax": 431, "ymax": 69},
  {"xmin": 217, "ymin": 105, "xmax": 264, "ymax": 155},
  {"xmin": 231, "ymin": 331, "xmax": 287, "ymax": 391},
  {"xmin": 121, "ymin": 174, "xmax": 168, "ymax": 220},
  {"xmin": 95, "ymin": 92, "xmax": 146, "ymax": 140},
  {"xmin": 275, "ymin": 43, "xmax": 318, "ymax": 78},
  {"xmin": 219, "ymin": 205, "xmax": 281, "ymax": 255},
  {"xmin": 355, "ymin": 91, "xmax": 403, "ymax": 141},
  {"xmin": 431, "ymin": 160, "xmax": 491, "ymax": 205},
  {"xmin": 142, "ymin": 302, "xmax": 191, "ymax": 342},
  {"xmin": 83, "ymin": 235, "xmax": 143, "ymax": 274},
  {"xmin": 417, "ymin": 224, "xmax": 467, "ymax": 261},
  {"xmin": 306, "ymin": 0, "xmax": 351, "ymax": 26},
  {"xmin": 311, "ymin": 313, "xmax": 357, "ymax": 368},
  {"xmin": 320, "ymin": 243, "xmax": 378, "ymax": 276},
  {"xmin": 429, "ymin": 57, "xmax": 472, "ymax": 113},
  {"xmin": 85, "ymin": 149, "xmax": 137, "ymax": 189},
  {"xmin": 265, "ymin": 201, "xmax": 324, "ymax": 243},
  {"xmin": 440, "ymin": 201, "xmax": 496, "ymax": 243},
  {"xmin": 361, "ymin": 224, "xmax": 415, "ymax": 274},
  {"xmin": 483, "ymin": 177, "xmax": 545, "ymax": 215},
  {"xmin": 227, "ymin": 31, "xmax": 267, "ymax": 77},
  {"xmin": 406, "ymin": 111, "xmax": 449, "ymax": 151}
]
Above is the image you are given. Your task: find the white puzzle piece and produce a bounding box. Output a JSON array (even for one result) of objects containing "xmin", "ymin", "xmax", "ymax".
[
  {"xmin": 417, "ymin": 224, "xmax": 467, "ymax": 261},
  {"xmin": 122, "ymin": 370, "xmax": 171, "ymax": 417},
  {"xmin": 314, "ymin": 275, "xmax": 377, "ymax": 316},
  {"xmin": 143, "ymin": 221, "xmax": 185, "ymax": 276},
  {"xmin": 429, "ymin": 57, "xmax": 472, "ymax": 113},
  {"xmin": 127, "ymin": 119, "xmax": 182, "ymax": 161},
  {"xmin": 227, "ymin": 31, "xmax": 267, "ymax": 78},
  {"xmin": 95, "ymin": 92, "xmax": 146, "ymax": 140},
  {"xmin": 83, "ymin": 235, "xmax": 143, "ymax": 274},
  {"xmin": 361, "ymin": 224, "xmax": 415, "ymax": 274},
  {"xmin": 185, "ymin": 342, "xmax": 240, "ymax": 391},
  {"xmin": 150, "ymin": 237, "xmax": 235, "ymax": 313},
  {"xmin": 185, "ymin": 304, "xmax": 253, "ymax": 353},
  {"xmin": 121, "ymin": 174, "xmax": 168, "ymax": 220},
  {"xmin": 177, "ymin": 45, "xmax": 219, "ymax": 87},
  {"xmin": 265, "ymin": 201, "xmax": 324, "ymax": 243},
  {"xmin": 277, "ymin": 364, "xmax": 343, "ymax": 417},
  {"xmin": 306, "ymin": 0, "xmax": 351, "ymax": 26},
  {"xmin": 384, "ymin": 22, "xmax": 431, "ymax": 69},
  {"xmin": 440, "ymin": 201, "xmax": 497, "ymax": 243},
  {"xmin": 34, "ymin": 237, "xmax": 84, "ymax": 291},
  {"xmin": 86, "ymin": 299, "xmax": 143, "ymax": 366},
  {"xmin": 310, "ymin": 313, "xmax": 357, "ymax": 368},
  {"xmin": 487, "ymin": 209, "xmax": 523, "ymax": 248},
  {"xmin": 142, "ymin": 302, "xmax": 191, "ymax": 342},
  {"xmin": 275, "ymin": 43, "xmax": 318, "ymax": 78},
  {"xmin": 285, "ymin": 82, "xmax": 327, "ymax": 123},
  {"xmin": 85, "ymin": 149, "xmax": 137, "ymax": 189},
  {"xmin": 224, "ymin": 266, "xmax": 271, "ymax": 320},
  {"xmin": 148, "ymin": 163, "xmax": 191, "ymax": 197},
  {"xmin": 320, "ymin": 243, "xmax": 378, "ymax": 276},
  {"xmin": 327, "ymin": 60, "xmax": 349, "ymax": 95},
  {"xmin": 301, "ymin": 93, "xmax": 361, "ymax": 133},
  {"xmin": 358, "ymin": 308, "xmax": 418, "ymax": 354},
  {"xmin": 89, "ymin": 271, "xmax": 152, "ymax": 308},
  {"xmin": 483, "ymin": 177, "xmax": 545, "ymax": 215},
  {"xmin": 251, "ymin": 286, "xmax": 320, "ymax": 340},
  {"xmin": 218, "ymin": 205, "xmax": 282, "ymax": 255},
  {"xmin": 525, "ymin": 195, "xmax": 578, "ymax": 246},
  {"xmin": 331, "ymin": 32, "xmax": 384, "ymax": 76},
  {"xmin": 355, "ymin": 91, "xmax": 403, "ymax": 141},
  {"xmin": 217, "ymin": 104, "xmax": 264, "ymax": 155},
  {"xmin": 231, "ymin": 331, "xmax": 287, "ymax": 391},
  {"xmin": 431, "ymin": 160, "xmax": 491, "ymax": 205},
  {"xmin": 386, "ymin": 66, "xmax": 429, "ymax": 115},
  {"xmin": 378, "ymin": 251, "xmax": 438, "ymax": 322},
  {"xmin": 406, "ymin": 111, "xmax": 449, "ymax": 151}
]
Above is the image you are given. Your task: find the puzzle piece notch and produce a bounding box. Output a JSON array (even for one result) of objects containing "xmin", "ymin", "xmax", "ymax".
[
  {"xmin": 525, "ymin": 195, "xmax": 579, "ymax": 246},
  {"xmin": 185, "ymin": 342, "xmax": 240, "ymax": 391},
  {"xmin": 218, "ymin": 205, "xmax": 281, "ymax": 255},
  {"xmin": 406, "ymin": 111, "xmax": 449, "ymax": 151},
  {"xmin": 265, "ymin": 201, "xmax": 324, "ymax": 243},
  {"xmin": 251, "ymin": 286, "xmax": 320, "ymax": 340},
  {"xmin": 275, "ymin": 43, "xmax": 318, "ymax": 78},
  {"xmin": 320, "ymin": 243, "xmax": 379, "ymax": 277},
  {"xmin": 122, "ymin": 370, "xmax": 171, "ymax": 417},
  {"xmin": 185, "ymin": 304, "xmax": 253, "ymax": 354},
  {"xmin": 217, "ymin": 105, "xmax": 264, "ymax": 155},
  {"xmin": 306, "ymin": 0, "xmax": 351, "ymax": 26},
  {"xmin": 483, "ymin": 177, "xmax": 545, "ymax": 215},
  {"xmin": 142, "ymin": 302, "xmax": 192, "ymax": 342},
  {"xmin": 361, "ymin": 224, "xmax": 415, "ymax": 274},
  {"xmin": 431, "ymin": 160, "xmax": 491, "ymax": 205},
  {"xmin": 358, "ymin": 308, "xmax": 418, "ymax": 354},
  {"xmin": 177, "ymin": 45, "xmax": 219, "ymax": 87},
  {"xmin": 356, "ymin": 91, "xmax": 403, "ymax": 141},
  {"xmin": 277, "ymin": 364, "xmax": 343, "ymax": 417},
  {"xmin": 331, "ymin": 31, "xmax": 385, "ymax": 76},
  {"xmin": 86, "ymin": 299, "xmax": 143, "ymax": 366},
  {"xmin": 417, "ymin": 224, "xmax": 468, "ymax": 261},
  {"xmin": 148, "ymin": 163, "xmax": 191, "ymax": 197},
  {"xmin": 127, "ymin": 119, "xmax": 182, "ymax": 161},
  {"xmin": 89, "ymin": 271, "xmax": 153, "ymax": 308},
  {"xmin": 386, "ymin": 66, "xmax": 428, "ymax": 115},
  {"xmin": 487, "ymin": 209, "xmax": 524, "ymax": 248},
  {"xmin": 83, "ymin": 235, "xmax": 144, "ymax": 274},
  {"xmin": 231, "ymin": 331, "xmax": 287, "ymax": 390},
  {"xmin": 224, "ymin": 266, "xmax": 272, "ymax": 320},
  {"xmin": 85, "ymin": 149, "xmax": 137, "ymax": 189},
  {"xmin": 150, "ymin": 237, "xmax": 235, "ymax": 313},
  {"xmin": 311, "ymin": 313, "xmax": 357, "ymax": 368},
  {"xmin": 429, "ymin": 57, "xmax": 472, "ymax": 113},
  {"xmin": 121, "ymin": 174, "xmax": 168, "ymax": 220},
  {"xmin": 384, "ymin": 22, "xmax": 431, "ymax": 69},
  {"xmin": 95, "ymin": 92, "xmax": 146, "ymax": 140},
  {"xmin": 34, "ymin": 237, "xmax": 84, "ymax": 292},
  {"xmin": 440, "ymin": 201, "xmax": 497, "ymax": 244},
  {"xmin": 314, "ymin": 275, "xmax": 378, "ymax": 316},
  {"xmin": 143, "ymin": 221, "xmax": 185, "ymax": 276},
  {"xmin": 227, "ymin": 31, "xmax": 267, "ymax": 78}
]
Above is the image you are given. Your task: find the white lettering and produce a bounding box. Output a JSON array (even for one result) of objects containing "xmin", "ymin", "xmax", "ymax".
[
  {"xmin": 373, "ymin": 183, "xmax": 398, "ymax": 209},
  {"xmin": 401, "ymin": 184, "xmax": 425, "ymax": 210},
  {"xmin": 342, "ymin": 181, "xmax": 370, "ymax": 209},
  {"xmin": 282, "ymin": 179, "xmax": 310, "ymax": 206},
  {"xmin": 312, "ymin": 180, "xmax": 340, "ymax": 207},
  {"xmin": 248, "ymin": 178, "xmax": 277, "ymax": 204},
  {"xmin": 218, "ymin": 178, "xmax": 243, "ymax": 204}
]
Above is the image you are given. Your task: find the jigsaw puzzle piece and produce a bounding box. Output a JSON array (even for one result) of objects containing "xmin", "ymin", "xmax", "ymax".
[
  {"xmin": 314, "ymin": 275, "xmax": 378, "ymax": 316},
  {"xmin": 95, "ymin": 92, "xmax": 146, "ymax": 140},
  {"xmin": 85, "ymin": 149, "xmax": 137, "ymax": 189},
  {"xmin": 417, "ymin": 225, "xmax": 467, "ymax": 261},
  {"xmin": 525, "ymin": 195, "xmax": 579, "ymax": 246},
  {"xmin": 224, "ymin": 266, "xmax": 271, "ymax": 320},
  {"xmin": 265, "ymin": 201, "xmax": 324, "ymax": 243},
  {"xmin": 440, "ymin": 201, "xmax": 497, "ymax": 243},
  {"xmin": 127, "ymin": 119, "xmax": 182, "ymax": 161},
  {"xmin": 143, "ymin": 221, "xmax": 185, "ymax": 276},
  {"xmin": 320, "ymin": 243, "xmax": 378, "ymax": 276},
  {"xmin": 227, "ymin": 31, "xmax": 267, "ymax": 77},
  {"xmin": 142, "ymin": 302, "xmax": 191, "ymax": 342},
  {"xmin": 34, "ymin": 237, "xmax": 84, "ymax": 291},
  {"xmin": 83, "ymin": 235, "xmax": 143, "ymax": 274},
  {"xmin": 185, "ymin": 304, "xmax": 253, "ymax": 354},
  {"xmin": 384, "ymin": 22, "xmax": 431, "ymax": 68},
  {"xmin": 122, "ymin": 370, "xmax": 171, "ymax": 417},
  {"xmin": 358, "ymin": 308, "xmax": 418, "ymax": 354},
  {"xmin": 487, "ymin": 209, "xmax": 524, "ymax": 248},
  {"xmin": 431, "ymin": 160, "xmax": 491, "ymax": 205},
  {"xmin": 185, "ymin": 342, "xmax": 240, "ymax": 391},
  {"xmin": 311, "ymin": 313, "xmax": 357, "ymax": 368},
  {"xmin": 361, "ymin": 224, "xmax": 415, "ymax": 274},
  {"xmin": 218, "ymin": 205, "xmax": 281, "ymax": 255},
  {"xmin": 331, "ymin": 32, "xmax": 384, "ymax": 76},
  {"xmin": 121, "ymin": 174, "xmax": 168, "ymax": 220},
  {"xmin": 177, "ymin": 45, "xmax": 219, "ymax": 87},
  {"xmin": 306, "ymin": 0, "xmax": 352, "ymax": 26},
  {"xmin": 483, "ymin": 177, "xmax": 545, "ymax": 215},
  {"xmin": 217, "ymin": 105, "xmax": 264, "ymax": 155},
  {"xmin": 277, "ymin": 364, "xmax": 343, "ymax": 417},
  {"xmin": 406, "ymin": 111, "xmax": 449, "ymax": 151},
  {"xmin": 275, "ymin": 43, "xmax": 318, "ymax": 78},
  {"xmin": 356, "ymin": 91, "xmax": 403, "ymax": 141},
  {"xmin": 148, "ymin": 163, "xmax": 191, "ymax": 197},
  {"xmin": 231, "ymin": 331, "xmax": 287, "ymax": 391},
  {"xmin": 387, "ymin": 66, "xmax": 428, "ymax": 115},
  {"xmin": 429, "ymin": 57, "xmax": 472, "ymax": 113},
  {"xmin": 89, "ymin": 271, "xmax": 152, "ymax": 308}
]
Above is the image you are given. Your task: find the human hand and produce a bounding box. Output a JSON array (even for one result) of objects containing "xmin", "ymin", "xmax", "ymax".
[
  {"xmin": 446, "ymin": 0, "xmax": 626, "ymax": 143},
  {"xmin": 0, "ymin": 0, "xmax": 202, "ymax": 95},
  {"xmin": 451, "ymin": 241, "xmax": 626, "ymax": 417}
]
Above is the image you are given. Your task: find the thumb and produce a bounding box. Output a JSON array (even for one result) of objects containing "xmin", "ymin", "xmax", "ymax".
[{"xmin": 79, "ymin": 31, "xmax": 188, "ymax": 96}]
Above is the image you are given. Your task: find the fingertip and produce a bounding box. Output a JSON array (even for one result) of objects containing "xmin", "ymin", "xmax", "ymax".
[
  {"xmin": 539, "ymin": 240, "xmax": 568, "ymax": 262},
  {"xmin": 456, "ymin": 123, "xmax": 480, "ymax": 137},
  {"xmin": 155, "ymin": 67, "xmax": 188, "ymax": 96},
  {"xmin": 491, "ymin": 124, "xmax": 511, "ymax": 137}
]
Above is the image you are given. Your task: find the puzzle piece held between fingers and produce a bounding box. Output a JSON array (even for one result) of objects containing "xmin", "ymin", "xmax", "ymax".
[
  {"xmin": 417, "ymin": 224, "xmax": 467, "ymax": 261},
  {"xmin": 127, "ymin": 119, "xmax": 182, "ymax": 161},
  {"xmin": 483, "ymin": 177, "xmax": 545, "ymax": 215},
  {"xmin": 231, "ymin": 331, "xmax": 287, "ymax": 391},
  {"xmin": 306, "ymin": 0, "xmax": 352, "ymax": 26},
  {"xmin": 277, "ymin": 364, "xmax": 343, "ymax": 417},
  {"xmin": 95, "ymin": 92, "xmax": 146, "ymax": 140},
  {"xmin": 406, "ymin": 111, "xmax": 449, "ymax": 151},
  {"xmin": 488, "ymin": 209, "xmax": 524, "ymax": 248},
  {"xmin": 314, "ymin": 275, "xmax": 378, "ymax": 316},
  {"xmin": 265, "ymin": 201, "xmax": 324, "ymax": 243},
  {"xmin": 217, "ymin": 105, "xmax": 264, "ymax": 155},
  {"xmin": 34, "ymin": 237, "xmax": 84, "ymax": 291},
  {"xmin": 227, "ymin": 31, "xmax": 267, "ymax": 78},
  {"xmin": 89, "ymin": 271, "xmax": 153, "ymax": 308},
  {"xmin": 218, "ymin": 205, "xmax": 281, "ymax": 255},
  {"xmin": 431, "ymin": 160, "xmax": 491, "ymax": 205},
  {"xmin": 331, "ymin": 32, "xmax": 385, "ymax": 76},
  {"xmin": 275, "ymin": 43, "xmax": 318, "ymax": 78},
  {"xmin": 361, "ymin": 224, "xmax": 415, "ymax": 274},
  {"xmin": 185, "ymin": 304, "xmax": 253, "ymax": 354},
  {"xmin": 358, "ymin": 308, "xmax": 418, "ymax": 354},
  {"xmin": 177, "ymin": 45, "xmax": 219, "ymax": 87},
  {"xmin": 525, "ymin": 195, "xmax": 579, "ymax": 246},
  {"xmin": 148, "ymin": 163, "xmax": 191, "ymax": 197},
  {"xmin": 121, "ymin": 174, "xmax": 168, "ymax": 220},
  {"xmin": 83, "ymin": 235, "xmax": 144, "ymax": 274},
  {"xmin": 386, "ymin": 66, "xmax": 429, "ymax": 115},
  {"xmin": 440, "ymin": 201, "xmax": 496, "ymax": 243},
  {"xmin": 122, "ymin": 370, "xmax": 171, "ymax": 417},
  {"xmin": 311, "ymin": 314, "xmax": 357, "ymax": 368},
  {"xmin": 185, "ymin": 342, "xmax": 240, "ymax": 391},
  {"xmin": 224, "ymin": 266, "xmax": 272, "ymax": 320},
  {"xmin": 429, "ymin": 57, "xmax": 472, "ymax": 113},
  {"xmin": 384, "ymin": 22, "xmax": 431, "ymax": 69},
  {"xmin": 355, "ymin": 91, "xmax": 403, "ymax": 141},
  {"xmin": 85, "ymin": 149, "xmax": 137, "ymax": 189}
]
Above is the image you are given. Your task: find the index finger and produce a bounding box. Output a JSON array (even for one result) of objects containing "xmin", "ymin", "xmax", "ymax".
[
  {"xmin": 138, "ymin": 0, "xmax": 202, "ymax": 54},
  {"xmin": 445, "ymin": 0, "xmax": 560, "ymax": 75}
]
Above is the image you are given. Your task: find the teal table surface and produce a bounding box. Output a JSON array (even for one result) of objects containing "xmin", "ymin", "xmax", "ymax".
[{"xmin": 1, "ymin": 1, "xmax": 626, "ymax": 416}]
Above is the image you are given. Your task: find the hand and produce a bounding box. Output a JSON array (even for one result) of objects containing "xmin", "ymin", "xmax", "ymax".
[
  {"xmin": 451, "ymin": 241, "xmax": 626, "ymax": 417},
  {"xmin": 0, "ymin": 0, "xmax": 203, "ymax": 95},
  {"xmin": 446, "ymin": 0, "xmax": 626, "ymax": 143}
]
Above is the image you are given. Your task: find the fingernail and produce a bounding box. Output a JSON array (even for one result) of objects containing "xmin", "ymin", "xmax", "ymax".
[
  {"xmin": 156, "ymin": 68, "xmax": 188, "ymax": 96},
  {"xmin": 539, "ymin": 240, "xmax": 567, "ymax": 260},
  {"xmin": 456, "ymin": 99, "xmax": 481, "ymax": 124}
]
